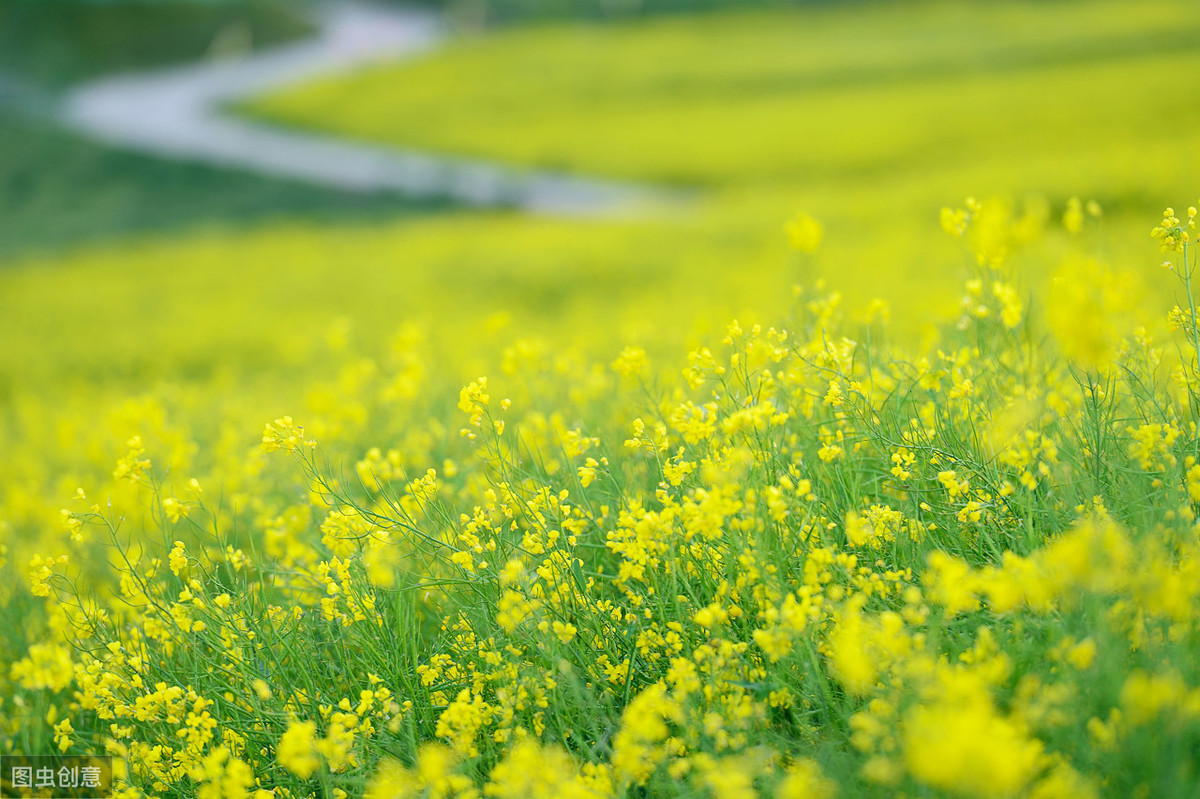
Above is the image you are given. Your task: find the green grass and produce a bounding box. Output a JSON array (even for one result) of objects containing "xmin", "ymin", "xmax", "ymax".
[
  {"xmin": 0, "ymin": 0, "xmax": 311, "ymax": 87},
  {"xmin": 0, "ymin": 114, "xmax": 450, "ymax": 261}
]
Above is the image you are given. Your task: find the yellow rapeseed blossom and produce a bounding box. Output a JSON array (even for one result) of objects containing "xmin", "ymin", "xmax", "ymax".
[
  {"xmin": 612, "ymin": 346, "xmax": 648, "ymax": 379},
  {"xmin": 191, "ymin": 747, "xmax": 255, "ymax": 799},
  {"xmin": 902, "ymin": 688, "xmax": 1042, "ymax": 797},
  {"xmin": 161, "ymin": 497, "xmax": 188, "ymax": 523},
  {"xmin": 278, "ymin": 719, "xmax": 320, "ymax": 779},
  {"xmin": 784, "ymin": 212, "xmax": 823, "ymax": 253}
]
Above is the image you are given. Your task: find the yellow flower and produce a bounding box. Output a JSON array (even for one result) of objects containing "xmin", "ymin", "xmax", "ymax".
[
  {"xmin": 1120, "ymin": 669, "xmax": 1187, "ymax": 725},
  {"xmin": 112, "ymin": 435, "xmax": 151, "ymax": 483},
  {"xmin": 826, "ymin": 595, "xmax": 877, "ymax": 694},
  {"xmin": 936, "ymin": 470, "xmax": 968, "ymax": 500},
  {"xmin": 923, "ymin": 551, "xmax": 981, "ymax": 616},
  {"xmin": 53, "ymin": 717, "xmax": 74, "ymax": 752},
  {"xmin": 693, "ymin": 603, "xmax": 729, "ymax": 628},
  {"xmin": 28, "ymin": 554, "xmax": 67, "ymax": 597},
  {"xmin": 1062, "ymin": 196, "xmax": 1084, "ymax": 234},
  {"xmin": 578, "ymin": 458, "xmax": 598, "ymax": 487},
  {"xmin": 162, "ymin": 497, "xmax": 188, "ymax": 523},
  {"xmin": 844, "ymin": 510, "xmax": 876, "ymax": 548},
  {"xmin": 169, "ymin": 541, "xmax": 189, "ymax": 577},
  {"xmin": 612, "ymin": 345, "xmax": 648, "ymax": 379},
  {"xmin": 192, "ymin": 746, "xmax": 255, "ymax": 799},
  {"xmin": 1064, "ymin": 638, "xmax": 1097, "ymax": 670},
  {"xmin": 823, "ymin": 380, "xmax": 844, "ymax": 407},
  {"xmin": 278, "ymin": 720, "xmax": 320, "ymax": 779},
  {"xmin": 485, "ymin": 739, "xmax": 604, "ymax": 799},
  {"xmin": 436, "ymin": 689, "xmax": 492, "ymax": 756},
  {"xmin": 776, "ymin": 758, "xmax": 836, "ymax": 799},
  {"xmin": 611, "ymin": 683, "xmax": 682, "ymax": 784},
  {"xmin": 550, "ymin": 620, "xmax": 578, "ymax": 644},
  {"xmin": 903, "ymin": 689, "xmax": 1042, "ymax": 797},
  {"xmin": 458, "ymin": 377, "xmax": 490, "ymax": 428},
  {"xmin": 1151, "ymin": 206, "xmax": 1187, "ymax": 252},
  {"xmin": 785, "ymin": 212, "xmax": 823, "ymax": 252},
  {"xmin": 261, "ymin": 416, "xmax": 314, "ymax": 453}
]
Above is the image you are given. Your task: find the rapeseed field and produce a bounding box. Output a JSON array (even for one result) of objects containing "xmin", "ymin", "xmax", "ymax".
[
  {"xmin": 3, "ymin": 1, "xmax": 1200, "ymax": 797},
  {"xmin": 8, "ymin": 199, "xmax": 1200, "ymax": 797}
]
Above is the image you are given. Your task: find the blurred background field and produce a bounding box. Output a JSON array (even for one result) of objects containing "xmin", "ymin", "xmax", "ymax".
[
  {"xmin": 244, "ymin": 0, "xmax": 1200, "ymax": 188},
  {"xmin": 6, "ymin": 0, "xmax": 1199, "ymax": 394},
  {"xmin": 238, "ymin": 0, "xmax": 1200, "ymax": 318}
]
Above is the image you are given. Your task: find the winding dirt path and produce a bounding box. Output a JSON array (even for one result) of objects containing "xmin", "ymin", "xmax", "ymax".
[{"xmin": 61, "ymin": 3, "xmax": 664, "ymax": 215}]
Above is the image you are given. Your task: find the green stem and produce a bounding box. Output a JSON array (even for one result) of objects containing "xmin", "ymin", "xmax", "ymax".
[
  {"xmin": 1184, "ymin": 242, "xmax": 1200, "ymax": 388},
  {"xmin": 1180, "ymin": 239, "xmax": 1200, "ymax": 412}
]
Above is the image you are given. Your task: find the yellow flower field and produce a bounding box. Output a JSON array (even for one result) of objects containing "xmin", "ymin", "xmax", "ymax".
[
  {"xmin": 6, "ymin": 198, "xmax": 1200, "ymax": 796},
  {"xmin": 3, "ymin": 0, "xmax": 1200, "ymax": 796}
]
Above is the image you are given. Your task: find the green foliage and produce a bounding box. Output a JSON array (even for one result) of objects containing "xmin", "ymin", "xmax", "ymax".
[
  {"xmin": 0, "ymin": 114, "xmax": 447, "ymax": 261},
  {"xmin": 0, "ymin": 0, "xmax": 311, "ymax": 86}
]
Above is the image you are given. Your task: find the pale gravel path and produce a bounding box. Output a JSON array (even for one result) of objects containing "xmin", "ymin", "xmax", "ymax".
[{"xmin": 60, "ymin": 3, "xmax": 668, "ymax": 215}]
